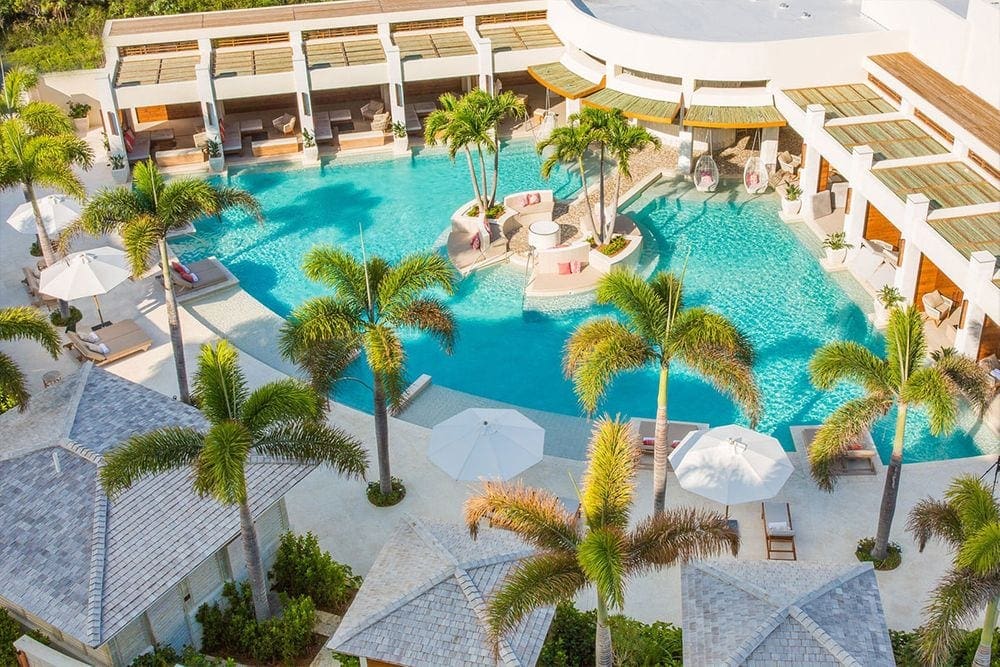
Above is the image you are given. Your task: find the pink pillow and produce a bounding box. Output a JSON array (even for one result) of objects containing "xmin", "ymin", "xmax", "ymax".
[
  {"xmin": 520, "ymin": 195, "xmax": 531, "ymax": 208},
  {"xmin": 528, "ymin": 192, "xmax": 541, "ymax": 205},
  {"xmin": 557, "ymin": 262, "xmax": 572, "ymax": 275},
  {"xmin": 570, "ymin": 260, "xmax": 582, "ymax": 274},
  {"xmin": 471, "ymin": 234, "xmax": 481, "ymax": 250},
  {"xmin": 642, "ymin": 437, "xmax": 655, "ymax": 446}
]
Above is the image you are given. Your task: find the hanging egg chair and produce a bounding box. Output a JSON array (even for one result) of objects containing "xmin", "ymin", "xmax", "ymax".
[
  {"xmin": 743, "ymin": 130, "xmax": 770, "ymax": 195},
  {"xmin": 694, "ymin": 129, "xmax": 719, "ymax": 192}
]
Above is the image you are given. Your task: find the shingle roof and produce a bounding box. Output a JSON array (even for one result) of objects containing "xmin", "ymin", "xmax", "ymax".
[
  {"xmin": 328, "ymin": 517, "xmax": 554, "ymax": 666},
  {"xmin": 681, "ymin": 561, "xmax": 894, "ymax": 666},
  {"xmin": 0, "ymin": 364, "xmax": 314, "ymax": 648}
]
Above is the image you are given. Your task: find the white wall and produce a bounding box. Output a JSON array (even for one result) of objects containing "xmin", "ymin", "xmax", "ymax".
[
  {"xmin": 36, "ymin": 69, "xmax": 105, "ymax": 129},
  {"xmin": 961, "ymin": 0, "xmax": 1000, "ymax": 107}
]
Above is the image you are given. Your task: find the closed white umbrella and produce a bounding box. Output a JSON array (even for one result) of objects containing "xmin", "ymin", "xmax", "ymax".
[
  {"xmin": 39, "ymin": 247, "xmax": 130, "ymax": 326},
  {"xmin": 669, "ymin": 424, "xmax": 793, "ymax": 506},
  {"xmin": 428, "ymin": 408, "xmax": 544, "ymax": 481},
  {"xmin": 5, "ymin": 194, "xmax": 81, "ymax": 236}
]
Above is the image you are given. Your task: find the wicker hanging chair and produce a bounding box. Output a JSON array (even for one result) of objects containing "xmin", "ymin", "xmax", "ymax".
[
  {"xmin": 694, "ymin": 128, "xmax": 719, "ymax": 193},
  {"xmin": 743, "ymin": 130, "xmax": 769, "ymax": 194}
]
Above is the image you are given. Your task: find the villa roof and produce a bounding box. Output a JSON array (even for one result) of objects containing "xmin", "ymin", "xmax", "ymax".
[
  {"xmin": 305, "ymin": 37, "xmax": 387, "ymax": 69},
  {"xmin": 114, "ymin": 54, "xmax": 201, "ymax": 87},
  {"xmin": 927, "ymin": 211, "xmax": 1000, "ymax": 260},
  {"xmin": 480, "ymin": 22, "xmax": 561, "ymax": 51},
  {"xmin": 683, "ymin": 104, "xmax": 786, "ymax": 129},
  {"xmin": 328, "ymin": 516, "xmax": 554, "ymax": 666},
  {"xmin": 682, "ymin": 560, "xmax": 894, "ymax": 666},
  {"xmin": 583, "ymin": 88, "xmax": 679, "ymax": 124},
  {"xmin": 782, "ymin": 83, "xmax": 896, "ymax": 120},
  {"xmin": 527, "ymin": 61, "xmax": 603, "ymax": 99},
  {"xmin": 0, "ymin": 364, "xmax": 313, "ymax": 648},
  {"xmin": 394, "ymin": 29, "xmax": 477, "ymax": 60},
  {"xmin": 826, "ymin": 118, "xmax": 949, "ymax": 161},
  {"xmin": 872, "ymin": 160, "xmax": 1000, "ymax": 210}
]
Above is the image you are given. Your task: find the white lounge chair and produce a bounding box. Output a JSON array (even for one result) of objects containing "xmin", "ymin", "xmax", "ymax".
[
  {"xmin": 778, "ymin": 151, "xmax": 801, "ymax": 175},
  {"xmin": 361, "ymin": 100, "xmax": 384, "ymax": 120},
  {"xmin": 272, "ymin": 113, "xmax": 296, "ymax": 135},
  {"xmin": 922, "ymin": 289, "xmax": 954, "ymax": 324},
  {"xmin": 762, "ymin": 502, "xmax": 797, "ymax": 560}
]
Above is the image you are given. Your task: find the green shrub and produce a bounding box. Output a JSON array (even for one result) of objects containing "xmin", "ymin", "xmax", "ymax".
[
  {"xmin": 270, "ymin": 532, "xmax": 361, "ymax": 614},
  {"xmin": 0, "ymin": 390, "xmax": 18, "ymax": 415},
  {"xmin": 598, "ymin": 235, "xmax": 629, "ymax": 257},
  {"xmin": 367, "ymin": 477, "xmax": 406, "ymax": 507},
  {"xmin": 538, "ymin": 602, "xmax": 596, "ymax": 666},
  {"xmin": 465, "ymin": 203, "xmax": 505, "ymax": 218},
  {"xmin": 891, "ymin": 627, "xmax": 1000, "ymax": 666},
  {"xmin": 856, "ymin": 537, "xmax": 902, "ymax": 571},
  {"xmin": 29, "ymin": 241, "xmax": 41, "ymax": 257},
  {"xmin": 50, "ymin": 306, "xmax": 83, "ymax": 332},
  {"xmin": 196, "ymin": 581, "xmax": 316, "ymax": 665},
  {"xmin": 130, "ymin": 644, "xmax": 232, "ymax": 667},
  {"xmin": 0, "ymin": 609, "xmax": 48, "ymax": 667}
]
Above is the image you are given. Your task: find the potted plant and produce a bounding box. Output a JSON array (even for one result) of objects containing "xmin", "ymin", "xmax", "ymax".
[
  {"xmin": 873, "ymin": 285, "xmax": 904, "ymax": 325},
  {"xmin": 822, "ymin": 231, "xmax": 853, "ymax": 264},
  {"xmin": 109, "ymin": 152, "xmax": 129, "ymax": 184},
  {"xmin": 203, "ymin": 138, "xmax": 224, "ymax": 172},
  {"xmin": 781, "ymin": 182, "xmax": 802, "ymax": 216},
  {"xmin": 67, "ymin": 101, "xmax": 91, "ymax": 133},
  {"xmin": 391, "ymin": 121, "xmax": 408, "ymax": 152},
  {"xmin": 301, "ymin": 128, "xmax": 319, "ymax": 165}
]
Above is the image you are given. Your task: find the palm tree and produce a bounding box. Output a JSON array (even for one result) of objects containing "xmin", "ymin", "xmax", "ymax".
[
  {"xmin": 69, "ymin": 160, "xmax": 263, "ymax": 404},
  {"xmin": 99, "ymin": 340, "xmax": 368, "ymax": 621},
  {"xmin": 809, "ymin": 306, "xmax": 990, "ymax": 560},
  {"xmin": 424, "ymin": 88, "xmax": 526, "ymax": 214},
  {"xmin": 0, "ymin": 117, "xmax": 93, "ymax": 269},
  {"xmin": 0, "ymin": 306, "xmax": 61, "ymax": 411},
  {"xmin": 465, "ymin": 417, "xmax": 738, "ymax": 666},
  {"xmin": 605, "ymin": 116, "xmax": 660, "ymax": 239},
  {"xmin": 565, "ymin": 269, "xmax": 761, "ymax": 515},
  {"xmin": 279, "ymin": 247, "xmax": 457, "ymax": 497},
  {"xmin": 538, "ymin": 118, "xmax": 599, "ymax": 239},
  {"xmin": 0, "ymin": 66, "xmax": 72, "ymax": 134},
  {"xmin": 907, "ymin": 475, "xmax": 1000, "ymax": 666}
]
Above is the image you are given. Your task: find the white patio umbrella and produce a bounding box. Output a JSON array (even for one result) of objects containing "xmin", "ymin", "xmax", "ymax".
[
  {"xmin": 38, "ymin": 247, "xmax": 130, "ymax": 326},
  {"xmin": 669, "ymin": 424, "xmax": 793, "ymax": 506},
  {"xmin": 5, "ymin": 194, "xmax": 81, "ymax": 236},
  {"xmin": 427, "ymin": 408, "xmax": 544, "ymax": 481}
]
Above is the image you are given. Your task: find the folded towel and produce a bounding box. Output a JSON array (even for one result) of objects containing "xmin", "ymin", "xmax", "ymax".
[{"xmin": 81, "ymin": 331, "xmax": 101, "ymax": 344}]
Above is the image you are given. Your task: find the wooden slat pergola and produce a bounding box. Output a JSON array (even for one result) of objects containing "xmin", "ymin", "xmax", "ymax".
[
  {"xmin": 826, "ymin": 119, "xmax": 948, "ymax": 161},
  {"xmin": 927, "ymin": 212, "xmax": 1000, "ymax": 259},
  {"xmin": 212, "ymin": 47, "xmax": 293, "ymax": 77},
  {"xmin": 870, "ymin": 52, "xmax": 1000, "ymax": 153},
  {"xmin": 527, "ymin": 62, "xmax": 604, "ymax": 100},
  {"xmin": 873, "ymin": 161, "xmax": 1000, "ymax": 209},
  {"xmin": 305, "ymin": 39, "xmax": 386, "ymax": 69},
  {"xmin": 582, "ymin": 88, "xmax": 679, "ymax": 124},
  {"xmin": 479, "ymin": 23, "xmax": 561, "ymax": 52},
  {"xmin": 394, "ymin": 30, "xmax": 477, "ymax": 60},
  {"xmin": 682, "ymin": 105, "xmax": 786, "ymax": 129},
  {"xmin": 115, "ymin": 55, "xmax": 201, "ymax": 87},
  {"xmin": 782, "ymin": 83, "xmax": 896, "ymax": 120}
]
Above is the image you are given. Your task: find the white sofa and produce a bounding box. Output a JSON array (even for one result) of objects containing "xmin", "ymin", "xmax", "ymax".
[
  {"xmin": 535, "ymin": 241, "xmax": 591, "ymax": 275},
  {"xmin": 504, "ymin": 190, "xmax": 554, "ymax": 226}
]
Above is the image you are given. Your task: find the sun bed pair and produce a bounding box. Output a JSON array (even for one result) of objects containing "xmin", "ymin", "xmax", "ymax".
[
  {"xmin": 630, "ymin": 417, "xmax": 709, "ymax": 470},
  {"xmin": 312, "ymin": 111, "xmax": 334, "ymax": 143},
  {"xmin": 762, "ymin": 501, "xmax": 797, "ymax": 560},
  {"xmin": 162, "ymin": 257, "xmax": 239, "ymax": 303},
  {"xmin": 66, "ymin": 319, "xmax": 152, "ymax": 366},
  {"xmin": 21, "ymin": 266, "xmax": 57, "ymax": 309}
]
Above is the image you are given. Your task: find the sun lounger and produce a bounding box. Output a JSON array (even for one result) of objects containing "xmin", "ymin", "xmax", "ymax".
[
  {"xmin": 21, "ymin": 266, "xmax": 57, "ymax": 309},
  {"xmin": 405, "ymin": 105, "xmax": 421, "ymax": 133},
  {"xmin": 762, "ymin": 501, "xmax": 797, "ymax": 560},
  {"xmin": 631, "ymin": 417, "xmax": 709, "ymax": 470},
  {"xmin": 798, "ymin": 426, "xmax": 877, "ymax": 476},
  {"xmin": 312, "ymin": 111, "xmax": 334, "ymax": 143},
  {"xmin": 222, "ymin": 119, "xmax": 243, "ymax": 154},
  {"xmin": 125, "ymin": 130, "xmax": 151, "ymax": 163},
  {"xmin": 66, "ymin": 319, "xmax": 152, "ymax": 366},
  {"xmin": 164, "ymin": 257, "xmax": 239, "ymax": 303}
]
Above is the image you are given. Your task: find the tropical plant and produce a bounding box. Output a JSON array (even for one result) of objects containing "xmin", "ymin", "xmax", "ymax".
[
  {"xmin": 465, "ymin": 417, "xmax": 738, "ymax": 666},
  {"xmin": 68, "ymin": 160, "xmax": 262, "ymax": 404},
  {"xmin": 564, "ymin": 269, "xmax": 761, "ymax": 515},
  {"xmin": 822, "ymin": 231, "xmax": 853, "ymax": 251},
  {"xmin": 279, "ymin": 247, "xmax": 457, "ymax": 499},
  {"xmin": 877, "ymin": 285, "xmax": 904, "ymax": 310},
  {"xmin": 0, "ymin": 66, "xmax": 75, "ymax": 134},
  {"xmin": 300, "ymin": 128, "xmax": 315, "ymax": 149},
  {"xmin": 603, "ymin": 109, "xmax": 661, "ymax": 241},
  {"xmin": 808, "ymin": 305, "xmax": 991, "ymax": 560},
  {"xmin": 538, "ymin": 118, "xmax": 599, "ymax": 239},
  {"xmin": 391, "ymin": 121, "xmax": 406, "ymax": 139},
  {"xmin": 108, "ymin": 152, "xmax": 126, "ymax": 170},
  {"xmin": 203, "ymin": 137, "xmax": 222, "ymax": 158},
  {"xmin": 0, "ymin": 117, "xmax": 93, "ymax": 270},
  {"xmin": 99, "ymin": 340, "xmax": 368, "ymax": 621},
  {"xmin": 424, "ymin": 88, "xmax": 526, "ymax": 213},
  {"xmin": 907, "ymin": 474, "xmax": 1000, "ymax": 666},
  {"xmin": 0, "ymin": 306, "xmax": 61, "ymax": 411},
  {"xmin": 270, "ymin": 531, "xmax": 361, "ymax": 614},
  {"xmin": 783, "ymin": 182, "xmax": 802, "ymax": 201},
  {"xmin": 66, "ymin": 100, "xmax": 90, "ymax": 119}
]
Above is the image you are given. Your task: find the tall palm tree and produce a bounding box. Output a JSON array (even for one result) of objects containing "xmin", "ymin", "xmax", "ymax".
[
  {"xmin": 809, "ymin": 306, "xmax": 990, "ymax": 560},
  {"xmin": 279, "ymin": 247, "xmax": 457, "ymax": 497},
  {"xmin": 424, "ymin": 88, "xmax": 526, "ymax": 213},
  {"xmin": 0, "ymin": 117, "xmax": 93, "ymax": 269},
  {"xmin": 465, "ymin": 417, "xmax": 738, "ymax": 666},
  {"xmin": 0, "ymin": 66, "xmax": 72, "ymax": 134},
  {"xmin": 538, "ymin": 118, "xmax": 599, "ymax": 239},
  {"xmin": 0, "ymin": 306, "xmax": 61, "ymax": 411},
  {"xmin": 605, "ymin": 116, "xmax": 660, "ymax": 239},
  {"xmin": 99, "ymin": 340, "xmax": 368, "ymax": 621},
  {"xmin": 69, "ymin": 160, "xmax": 263, "ymax": 404},
  {"xmin": 907, "ymin": 474, "xmax": 1000, "ymax": 666},
  {"xmin": 565, "ymin": 269, "xmax": 761, "ymax": 515}
]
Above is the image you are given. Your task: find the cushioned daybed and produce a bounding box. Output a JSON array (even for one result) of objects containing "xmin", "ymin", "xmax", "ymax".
[{"xmin": 66, "ymin": 320, "xmax": 152, "ymax": 366}]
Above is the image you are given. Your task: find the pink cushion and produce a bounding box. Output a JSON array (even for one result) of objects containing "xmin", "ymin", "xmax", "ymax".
[
  {"xmin": 642, "ymin": 437, "xmax": 655, "ymax": 446},
  {"xmin": 528, "ymin": 192, "xmax": 541, "ymax": 205},
  {"xmin": 520, "ymin": 195, "xmax": 531, "ymax": 208},
  {"xmin": 847, "ymin": 441, "xmax": 863, "ymax": 451},
  {"xmin": 471, "ymin": 234, "xmax": 481, "ymax": 250},
  {"xmin": 124, "ymin": 132, "xmax": 135, "ymax": 153},
  {"xmin": 557, "ymin": 262, "xmax": 572, "ymax": 275},
  {"xmin": 570, "ymin": 260, "xmax": 582, "ymax": 274}
]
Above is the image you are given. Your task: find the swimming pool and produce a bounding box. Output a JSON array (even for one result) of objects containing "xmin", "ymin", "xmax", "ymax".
[{"xmin": 172, "ymin": 141, "xmax": 989, "ymax": 462}]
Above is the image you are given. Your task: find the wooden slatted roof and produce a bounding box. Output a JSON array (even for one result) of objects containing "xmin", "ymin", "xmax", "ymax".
[
  {"xmin": 782, "ymin": 83, "xmax": 896, "ymax": 120},
  {"xmin": 394, "ymin": 30, "xmax": 476, "ymax": 60},
  {"xmin": 927, "ymin": 212, "xmax": 1000, "ymax": 260},
  {"xmin": 212, "ymin": 46, "xmax": 293, "ymax": 77},
  {"xmin": 870, "ymin": 52, "xmax": 1000, "ymax": 153},
  {"xmin": 583, "ymin": 88, "xmax": 678, "ymax": 124},
  {"xmin": 115, "ymin": 55, "xmax": 201, "ymax": 87},
  {"xmin": 480, "ymin": 23, "xmax": 561, "ymax": 52},
  {"xmin": 683, "ymin": 105, "xmax": 785, "ymax": 129},
  {"xmin": 826, "ymin": 119, "xmax": 948, "ymax": 161},
  {"xmin": 527, "ymin": 62, "xmax": 603, "ymax": 100},
  {"xmin": 305, "ymin": 38, "xmax": 386, "ymax": 69},
  {"xmin": 873, "ymin": 162, "xmax": 1000, "ymax": 210}
]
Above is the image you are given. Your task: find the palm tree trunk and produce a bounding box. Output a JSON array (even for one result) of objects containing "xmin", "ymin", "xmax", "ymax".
[
  {"xmin": 372, "ymin": 373, "xmax": 393, "ymax": 495},
  {"xmin": 239, "ymin": 499, "xmax": 272, "ymax": 621},
  {"xmin": 26, "ymin": 182, "xmax": 70, "ymax": 319},
  {"xmin": 652, "ymin": 364, "xmax": 670, "ymax": 515},
  {"xmin": 597, "ymin": 145, "xmax": 607, "ymax": 244},
  {"xmin": 157, "ymin": 238, "xmax": 190, "ymax": 404},
  {"xmin": 489, "ymin": 137, "xmax": 500, "ymax": 208},
  {"xmin": 873, "ymin": 402, "xmax": 907, "ymax": 560},
  {"xmin": 463, "ymin": 147, "xmax": 485, "ymax": 213},
  {"xmin": 595, "ymin": 595, "xmax": 613, "ymax": 667},
  {"xmin": 476, "ymin": 144, "xmax": 490, "ymax": 213},
  {"xmin": 578, "ymin": 157, "xmax": 598, "ymax": 242},
  {"xmin": 974, "ymin": 596, "xmax": 999, "ymax": 666}
]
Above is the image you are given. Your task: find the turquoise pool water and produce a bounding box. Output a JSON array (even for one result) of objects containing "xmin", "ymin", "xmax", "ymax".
[{"xmin": 172, "ymin": 141, "xmax": 989, "ymax": 462}]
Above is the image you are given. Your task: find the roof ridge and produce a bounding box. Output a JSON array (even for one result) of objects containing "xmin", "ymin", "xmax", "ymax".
[
  {"xmin": 788, "ymin": 605, "xmax": 864, "ymax": 666},
  {"xmin": 792, "ymin": 562, "xmax": 872, "ymax": 609},
  {"xmin": 406, "ymin": 514, "xmax": 460, "ymax": 566},
  {"xmin": 59, "ymin": 362, "xmax": 93, "ymax": 444},
  {"xmin": 61, "ymin": 440, "xmax": 104, "ymax": 465},
  {"xmin": 723, "ymin": 607, "xmax": 790, "ymax": 666},
  {"xmin": 85, "ymin": 480, "xmax": 110, "ymax": 645},
  {"xmin": 454, "ymin": 567, "xmax": 521, "ymax": 667}
]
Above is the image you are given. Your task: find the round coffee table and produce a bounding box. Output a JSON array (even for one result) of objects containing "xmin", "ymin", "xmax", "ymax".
[{"xmin": 528, "ymin": 220, "xmax": 560, "ymax": 250}]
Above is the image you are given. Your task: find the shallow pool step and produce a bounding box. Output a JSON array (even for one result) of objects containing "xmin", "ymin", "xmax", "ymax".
[{"xmin": 391, "ymin": 373, "xmax": 432, "ymax": 416}]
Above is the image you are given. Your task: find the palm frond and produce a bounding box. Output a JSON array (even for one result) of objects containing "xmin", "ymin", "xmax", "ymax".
[
  {"xmin": 809, "ymin": 341, "xmax": 892, "ymax": 394},
  {"xmin": 253, "ymin": 421, "xmax": 368, "ymax": 479},
  {"xmin": 931, "ymin": 350, "xmax": 992, "ymax": 414},
  {"xmin": 578, "ymin": 527, "xmax": 628, "ymax": 610},
  {"xmin": 99, "ymin": 427, "xmax": 204, "ymax": 498},
  {"xmin": 902, "ymin": 367, "xmax": 958, "ymax": 436},
  {"xmin": 302, "ymin": 246, "xmax": 369, "ymax": 311},
  {"xmin": 918, "ymin": 570, "xmax": 1000, "ymax": 666},
  {"xmin": 672, "ymin": 307, "xmax": 755, "ymax": 365},
  {"xmin": 193, "ymin": 421, "xmax": 252, "ymax": 505},
  {"xmin": 214, "ymin": 186, "xmax": 264, "ymax": 224},
  {"xmin": 595, "ymin": 270, "xmax": 668, "ymax": 343},
  {"xmin": 0, "ymin": 306, "xmax": 61, "ymax": 358},
  {"xmin": 119, "ymin": 213, "xmax": 163, "ymax": 277},
  {"xmin": 885, "ymin": 305, "xmax": 926, "ymax": 386},
  {"xmin": 580, "ymin": 418, "xmax": 638, "ymax": 532},
  {"xmin": 159, "ymin": 177, "xmax": 220, "ymax": 229},
  {"xmin": 240, "ymin": 379, "xmax": 323, "ymax": 434},
  {"xmin": 18, "ymin": 102, "xmax": 74, "ymax": 135},
  {"xmin": 0, "ymin": 353, "xmax": 29, "ymax": 411},
  {"xmin": 377, "ymin": 253, "xmax": 456, "ymax": 314},
  {"xmin": 391, "ymin": 298, "xmax": 456, "ymax": 354},
  {"xmin": 465, "ymin": 480, "xmax": 579, "ymax": 551},
  {"xmin": 279, "ymin": 316, "xmax": 360, "ymax": 399},
  {"xmin": 363, "ymin": 324, "xmax": 406, "ymax": 377},
  {"xmin": 75, "ymin": 185, "xmax": 146, "ymax": 238},
  {"xmin": 624, "ymin": 508, "xmax": 739, "ymax": 574},
  {"xmin": 682, "ymin": 347, "xmax": 763, "ymax": 428},
  {"xmin": 957, "ymin": 522, "xmax": 1000, "ymax": 576},
  {"xmin": 946, "ymin": 475, "xmax": 1000, "ymax": 537},
  {"xmin": 809, "ymin": 394, "xmax": 893, "ymax": 491},
  {"xmin": 282, "ymin": 297, "xmax": 362, "ymax": 349},
  {"xmin": 565, "ymin": 319, "xmax": 653, "ymax": 413},
  {"xmin": 192, "ymin": 341, "xmax": 248, "ymax": 425},
  {"xmin": 907, "ymin": 497, "xmax": 964, "ymax": 552}
]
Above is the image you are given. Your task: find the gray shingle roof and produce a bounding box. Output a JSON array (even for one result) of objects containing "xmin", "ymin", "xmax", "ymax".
[
  {"xmin": 681, "ymin": 560, "xmax": 895, "ymax": 666},
  {"xmin": 328, "ymin": 517, "xmax": 554, "ymax": 667},
  {"xmin": 0, "ymin": 364, "xmax": 314, "ymax": 648}
]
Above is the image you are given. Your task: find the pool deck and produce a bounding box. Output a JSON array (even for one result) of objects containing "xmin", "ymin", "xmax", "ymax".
[{"xmin": 0, "ymin": 127, "xmax": 995, "ymax": 634}]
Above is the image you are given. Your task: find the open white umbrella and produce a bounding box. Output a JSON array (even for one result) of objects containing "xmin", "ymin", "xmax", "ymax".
[
  {"xmin": 5, "ymin": 194, "xmax": 81, "ymax": 236},
  {"xmin": 669, "ymin": 424, "xmax": 793, "ymax": 506},
  {"xmin": 427, "ymin": 408, "xmax": 544, "ymax": 481},
  {"xmin": 39, "ymin": 247, "xmax": 130, "ymax": 326}
]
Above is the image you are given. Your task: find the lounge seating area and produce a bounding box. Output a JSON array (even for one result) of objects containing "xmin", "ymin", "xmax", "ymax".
[
  {"xmin": 162, "ymin": 257, "xmax": 240, "ymax": 303},
  {"xmin": 630, "ymin": 417, "xmax": 710, "ymax": 470},
  {"xmin": 922, "ymin": 289, "xmax": 955, "ymax": 325},
  {"xmin": 762, "ymin": 501, "xmax": 797, "ymax": 560},
  {"xmin": 272, "ymin": 113, "xmax": 297, "ymax": 135},
  {"xmin": 66, "ymin": 319, "xmax": 153, "ymax": 366},
  {"xmin": 848, "ymin": 239, "xmax": 896, "ymax": 296},
  {"xmin": 792, "ymin": 425, "xmax": 878, "ymax": 476}
]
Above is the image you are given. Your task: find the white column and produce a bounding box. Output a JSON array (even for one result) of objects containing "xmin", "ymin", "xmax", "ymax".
[
  {"xmin": 290, "ymin": 32, "xmax": 314, "ymax": 137},
  {"xmin": 195, "ymin": 38, "xmax": 219, "ymax": 135},
  {"xmin": 894, "ymin": 193, "xmax": 930, "ymax": 302},
  {"xmin": 844, "ymin": 145, "xmax": 875, "ymax": 248},
  {"xmin": 954, "ymin": 250, "xmax": 996, "ymax": 358},
  {"xmin": 677, "ymin": 128, "xmax": 694, "ymax": 173},
  {"xmin": 466, "ymin": 16, "xmax": 493, "ymax": 92},
  {"xmin": 951, "ymin": 137, "xmax": 969, "ymax": 159},
  {"xmin": 380, "ymin": 24, "xmax": 407, "ymax": 151},
  {"xmin": 94, "ymin": 73, "xmax": 124, "ymax": 156},
  {"xmin": 566, "ymin": 97, "xmax": 581, "ymax": 116},
  {"xmin": 760, "ymin": 126, "xmax": 779, "ymax": 170},
  {"xmin": 681, "ymin": 77, "xmax": 695, "ymax": 106},
  {"xmin": 799, "ymin": 104, "xmax": 826, "ymax": 197}
]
